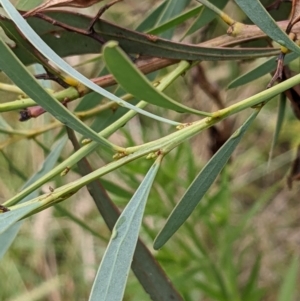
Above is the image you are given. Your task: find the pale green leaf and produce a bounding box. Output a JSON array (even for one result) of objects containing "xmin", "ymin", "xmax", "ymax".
[
  {"xmin": 89, "ymin": 158, "xmax": 161, "ymax": 301},
  {"xmin": 0, "ymin": 203, "xmax": 40, "ymax": 235}
]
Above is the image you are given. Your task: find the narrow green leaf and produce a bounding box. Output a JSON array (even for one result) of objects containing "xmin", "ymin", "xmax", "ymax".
[
  {"xmin": 147, "ymin": 5, "xmax": 202, "ymax": 36},
  {"xmin": 0, "ymin": 38, "xmax": 116, "ymax": 149},
  {"xmin": 228, "ymin": 52, "xmax": 300, "ymax": 89},
  {"xmin": 277, "ymin": 256, "xmax": 299, "ymax": 301},
  {"xmin": 16, "ymin": 0, "xmax": 42, "ymax": 10},
  {"xmin": 0, "ymin": 137, "xmax": 67, "ymax": 259},
  {"xmin": 153, "ymin": 110, "xmax": 259, "ymax": 249},
  {"xmin": 103, "ymin": 41, "xmax": 208, "ymax": 116},
  {"xmin": 268, "ymin": 93, "xmax": 286, "ymax": 165},
  {"xmin": 194, "ymin": 280, "xmax": 223, "ymax": 300},
  {"xmin": 235, "ymin": 0, "xmax": 300, "ymax": 54},
  {"xmin": 0, "ymin": 0, "xmax": 179, "ymax": 125},
  {"xmin": 155, "ymin": 0, "xmax": 190, "ymax": 39},
  {"xmin": 135, "ymin": 0, "xmax": 168, "ymax": 32},
  {"xmin": 0, "ymin": 10, "xmax": 280, "ymax": 65},
  {"xmin": 0, "ymin": 223, "xmax": 21, "ymax": 259},
  {"xmin": 89, "ymin": 158, "xmax": 161, "ymax": 301},
  {"xmin": 242, "ymin": 255, "xmax": 261, "ymax": 301},
  {"xmin": 184, "ymin": 0, "xmax": 229, "ymax": 37},
  {"xmin": 0, "ymin": 203, "xmax": 40, "ymax": 235}
]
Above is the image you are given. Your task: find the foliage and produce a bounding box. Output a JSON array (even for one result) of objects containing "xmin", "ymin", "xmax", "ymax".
[{"xmin": 0, "ymin": 0, "xmax": 299, "ymax": 300}]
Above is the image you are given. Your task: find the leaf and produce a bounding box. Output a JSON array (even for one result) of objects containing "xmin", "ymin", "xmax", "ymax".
[
  {"xmin": 147, "ymin": 5, "xmax": 203, "ymax": 36},
  {"xmin": 0, "ymin": 0, "xmax": 179, "ymax": 125},
  {"xmin": 23, "ymin": 0, "xmax": 100, "ymax": 17},
  {"xmin": 242, "ymin": 255, "xmax": 261, "ymax": 301},
  {"xmin": 0, "ymin": 137, "xmax": 67, "ymax": 258},
  {"xmin": 235, "ymin": 0, "xmax": 300, "ymax": 54},
  {"xmin": 103, "ymin": 41, "xmax": 209, "ymax": 116},
  {"xmin": 228, "ymin": 52, "xmax": 300, "ymax": 89},
  {"xmin": 277, "ymin": 256, "xmax": 299, "ymax": 301},
  {"xmin": 89, "ymin": 158, "xmax": 161, "ymax": 301},
  {"xmin": 153, "ymin": 110, "xmax": 259, "ymax": 249},
  {"xmin": 0, "ymin": 10, "xmax": 281, "ymax": 66},
  {"xmin": 0, "ymin": 203, "xmax": 40, "ymax": 236},
  {"xmin": 0, "ymin": 38, "xmax": 116, "ymax": 149},
  {"xmin": 183, "ymin": 0, "xmax": 229, "ymax": 38},
  {"xmin": 153, "ymin": 0, "xmax": 190, "ymax": 39},
  {"xmin": 0, "ymin": 223, "xmax": 21, "ymax": 259},
  {"xmin": 16, "ymin": 0, "xmax": 43, "ymax": 10},
  {"xmin": 135, "ymin": 0, "xmax": 169, "ymax": 32},
  {"xmin": 268, "ymin": 93, "xmax": 286, "ymax": 165}
]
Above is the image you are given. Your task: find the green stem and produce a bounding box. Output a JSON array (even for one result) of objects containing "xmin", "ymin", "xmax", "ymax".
[
  {"xmin": 3, "ymin": 61, "xmax": 188, "ymax": 206},
  {"xmin": 6, "ymin": 59, "xmax": 300, "ymax": 207},
  {"xmin": 0, "ymin": 87, "xmax": 80, "ymax": 112},
  {"xmin": 0, "ymin": 83, "xmax": 24, "ymax": 94}
]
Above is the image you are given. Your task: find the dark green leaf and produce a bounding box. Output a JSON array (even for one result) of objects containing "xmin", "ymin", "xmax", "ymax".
[
  {"xmin": 228, "ymin": 53, "xmax": 300, "ymax": 89},
  {"xmin": 154, "ymin": 110, "xmax": 259, "ymax": 249}
]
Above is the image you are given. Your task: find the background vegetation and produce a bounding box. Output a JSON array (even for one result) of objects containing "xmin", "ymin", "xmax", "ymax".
[{"xmin": 0, "ymin": 0, "xmax": 299, "ymax": 300}]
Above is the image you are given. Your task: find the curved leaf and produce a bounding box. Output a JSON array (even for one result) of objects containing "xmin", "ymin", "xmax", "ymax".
[
  {"xmin": 153, "ymin": 110, "xmax": 259, "ymax": 249},
  {"xmin": 235, "ymin": 0, "xmax": 300, "ymax": 54},
  {"xmin": 103, "ymin": 41, "xmax": 209, "ymax": 116},
  {"xmin": 89, "ymin": 158, "xmax": 161, "ymax": 301}
]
